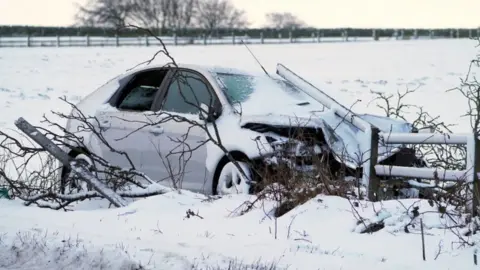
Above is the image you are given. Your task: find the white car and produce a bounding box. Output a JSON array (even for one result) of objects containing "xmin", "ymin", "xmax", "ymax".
[{"xmin": 61, "ymin": 63, "xmax": 421, "ymax": 195}]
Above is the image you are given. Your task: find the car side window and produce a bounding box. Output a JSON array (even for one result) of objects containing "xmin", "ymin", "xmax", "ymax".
[
  {"xmin": 162, "ymin": 71, "xmax": 218, "ymax": 115},
  {"xmin": 117, "ymin": 69, "xmax": 168, "ymax": 111}
]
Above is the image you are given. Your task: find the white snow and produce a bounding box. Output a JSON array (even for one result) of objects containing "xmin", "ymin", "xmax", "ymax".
[
  {"xmin": 1, "ymin": 192, "xmax": 479, "ymax": 269},
  {"xmin": 1, "ymin": 39, "xmax": 479, "ymax": 269}
]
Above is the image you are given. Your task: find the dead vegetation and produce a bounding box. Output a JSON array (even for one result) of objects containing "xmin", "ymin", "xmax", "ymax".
[{"xmin": 191, "ymin": 258, "xmax": 281, "ymax": 270}]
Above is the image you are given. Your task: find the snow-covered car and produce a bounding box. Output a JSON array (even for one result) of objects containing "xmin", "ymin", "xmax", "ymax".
[{"xmin": 60, "ymin": 63, "xmax": 422, "ymax": 195}]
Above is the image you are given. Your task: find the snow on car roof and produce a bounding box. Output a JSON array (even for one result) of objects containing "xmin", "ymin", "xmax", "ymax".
[{"xmin": 125, "ymin": 63, "xmax": 275, "ymax": 79}]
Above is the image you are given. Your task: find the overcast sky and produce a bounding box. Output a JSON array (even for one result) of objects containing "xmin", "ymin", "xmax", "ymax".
[{"xmin": 0, "ymin": 0, "xmax": 479, "ymax": 28}]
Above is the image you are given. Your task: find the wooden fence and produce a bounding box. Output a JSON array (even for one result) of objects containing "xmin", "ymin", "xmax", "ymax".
[
  {"xmin": 0, "ymin": 28, "xmax": 475, "ymax": 48},
  {"xmin": 0, "ymin": 35, "xmax": 386, "ymax": 48},
  {"xmin": 368, "ymin": 130, "xmax": 480, "ymax": 207},
  {"xmin": 275, "ymin": 63, "xmax": 480, "ymax": 211}
]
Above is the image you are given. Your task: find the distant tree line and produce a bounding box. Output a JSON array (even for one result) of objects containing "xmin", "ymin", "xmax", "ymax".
[
  {"xmin": 0, "ymin": 25, "xmax": 477, "ymax": 39},
  {"xmin": 74, "ymin": 0, "xmax": 249, "ymax": 36},
  {"xmin": 71, "ymin": 0, "xmax": 315, "ymax": 34}
]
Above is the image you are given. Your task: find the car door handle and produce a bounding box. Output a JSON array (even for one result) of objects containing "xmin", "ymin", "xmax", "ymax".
[{"xmin": 149, "ymin": 126, "xmax": 164, "ymax": 136}]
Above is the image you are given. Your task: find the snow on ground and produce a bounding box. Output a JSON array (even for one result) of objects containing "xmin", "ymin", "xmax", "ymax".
[
  {"xmin": 0, "ymin": 39, "xmax": 479, "ymax": 269},
  {"xmin": 0, "ymin": 191, "xmax": 478, "ymax": 270}
]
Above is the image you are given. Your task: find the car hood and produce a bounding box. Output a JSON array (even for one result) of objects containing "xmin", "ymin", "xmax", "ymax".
[{"xmin": 239, "ymin": 106, "xmax": 412, "ymax": 168}]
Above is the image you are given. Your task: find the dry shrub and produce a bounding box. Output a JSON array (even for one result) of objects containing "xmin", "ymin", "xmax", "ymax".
[
  {"xmin": 249, "ymin": 123, "xmax": 356, "ymax": 217},
  {"xmin": 192, "ymin": 258, "xmax": 281, "ymax": 270}
]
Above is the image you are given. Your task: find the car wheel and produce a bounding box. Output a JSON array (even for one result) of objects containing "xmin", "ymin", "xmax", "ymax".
[
  {"xmin": 60, "ymin": 153, "xmax": 95, "ymax": 194},
  {"xmin": 216, "ymin": 161, "xmax": 253, "ymax": 195}
]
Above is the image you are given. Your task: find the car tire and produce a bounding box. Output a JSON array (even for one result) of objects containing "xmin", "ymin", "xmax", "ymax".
[
  {"xmin": 215, "ymin": 160, "xmax": 254, "ymax": 195},
  {"xmin": 60, "ymin": 153, "xmax": 95, "ymax": 194}
]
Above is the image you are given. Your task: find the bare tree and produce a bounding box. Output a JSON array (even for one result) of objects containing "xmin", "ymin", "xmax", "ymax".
[
  {"xmin": 448, "ymin": 52, "xmax": 480, "ymax": 136},
  {"xmin": 75, "ymin": 0, "xmax": 135, "ymax": 28},
  {"xmin": 195, "ymin": 0, "xmax": 249, "ymax": 35},
  {"xmin": 166, "ymin": 0, "xmax": 197, "ymax": 31},
  {"xmin": 76, "ymin": 0, "xmax": 248, "ymax": 35},
  {"xmin": 265, "ymin": 12, "xmax": 305, "ymax": 29},
  {"xmin": 130, "ymin": 0, "xmax": 168, "ymax": 30},
  {"xmin": 129, "ymin": 0, "xmax": 197, "ymax": 34}
]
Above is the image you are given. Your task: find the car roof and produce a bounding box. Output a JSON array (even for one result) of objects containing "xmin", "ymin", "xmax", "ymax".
[{"xmin": 124, "ymin": 63, "xmax": 272, "ymax": 79}]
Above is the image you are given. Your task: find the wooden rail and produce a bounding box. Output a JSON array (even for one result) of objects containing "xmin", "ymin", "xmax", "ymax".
[{"xmin": 365, "ymin": 128, "xmax": 480, "ymax": 214}]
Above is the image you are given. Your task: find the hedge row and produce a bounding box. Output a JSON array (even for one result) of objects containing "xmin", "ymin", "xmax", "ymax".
[{"xmin": 0, "ymin": 25, "xmax": 478, "ymax": 38}]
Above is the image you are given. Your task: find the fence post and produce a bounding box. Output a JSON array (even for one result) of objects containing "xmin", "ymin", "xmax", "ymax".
[
  {"xmin": 364, "ymin": 127, "xmax": 380, "ymax": 201},
  {"xmin": 467, "ymin": 134, "xmax": 480, "ymax": 216},
  {"xmin": 429, "ymin": 30, "xmax": 434, "ymax": 39},
  {"xmin": 278, "ymin": 32, "xmax": 282, "ymax": 43},
  {"xmin": 232, "ymin": 31, "xmax": 235, "ymax": 45},
  {"xmin": 14, "ymin": 117, "xmax": 127, "ymax": 207},
  {"xmin": 343, "ymin": 29, "xmax": 348, "ymax": 41},
  {"xmin": 56, "ymin": 36, "xmax": 60, "ymax": 47},
  {"xmin": 400, "ymin": 29, "xmax": 404, "ymax": 40},
  {"xmin": 115, "ymin": 35, "xmax": 119, "ymax": 47},
  {"xmin": 413, "ymin": 29, "xmax": 418, "ymax": 39},
  {"xmin": 450, "ymin": 29, "xmax": 454, "ymax": 38},
  {"xmin": 317, "ymin": 30, "xmax": 321, "ymax": 42},
  {"xmin": 173, "ymin": 30, "xmax": 178, "ymax": 46},
  {"xmin": 289, "ymin": 30, "xmax": 293, "ymax": 43},
  {"xmin": 260, "ymin": 32, "xmax": 264, "ymax": 44},
  {"xmin": 145, "ymin": 35, "xmax": 149, "ymax": 46},
  {"xmin": 456, "ymin": 29, "xmax": 460, "ymax": 38},
  {"xmin": 203, "ymin": 34, "xmax": 207, "ymax": 45},
  {"xmin": 86, "ymin": 35, "xmax": 90, "ymax": 47},
  {"xmin": 27, "ymin": 35, "xmax": 31, "ymax": 47}
]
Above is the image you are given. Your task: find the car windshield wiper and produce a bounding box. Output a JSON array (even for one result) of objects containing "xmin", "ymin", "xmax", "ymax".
[{"xmin": 296, "ymin": 102, "xmax": 310, "ymax": 106}]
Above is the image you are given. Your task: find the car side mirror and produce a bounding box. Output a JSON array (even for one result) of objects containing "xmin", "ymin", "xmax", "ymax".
[{"xmin": 199, "ymin": 103, "xmax": 211, "ymax": 122}]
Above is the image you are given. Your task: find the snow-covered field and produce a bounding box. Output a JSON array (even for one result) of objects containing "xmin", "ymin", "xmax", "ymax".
[
  {"xmin": 0, "ymin": 39, "xmax": 477, "ymax": 131},
  {"xmin": 0, "ymin": 39, "xmax": 479, "ymax": 269}
]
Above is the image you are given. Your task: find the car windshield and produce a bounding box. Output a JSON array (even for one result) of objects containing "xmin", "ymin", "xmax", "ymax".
[{"xmin": 214, "ymin": 72, "xmax": 322, "ymax": 109}]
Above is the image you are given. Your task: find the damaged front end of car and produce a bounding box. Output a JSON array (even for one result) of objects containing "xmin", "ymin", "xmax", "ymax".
[
  {"xmin": 243, "ymin": 122, "xmax": 327, "ymax": 170},
  {"xmin": 241, "ymin": 112, "xmax": 425, "ymax": 183},
  {"xmin": 240, "ymin": 117, "xmax": 361, "ymax": 180}
]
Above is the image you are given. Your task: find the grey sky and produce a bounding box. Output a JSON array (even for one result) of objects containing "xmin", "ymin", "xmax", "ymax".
[{"xmin": 0, "ymin": 0, "xmax": 479, "ymax": 28}]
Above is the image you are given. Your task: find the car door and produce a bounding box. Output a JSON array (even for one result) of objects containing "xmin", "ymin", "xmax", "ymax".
[
  {"xmin": 94, "ymin": 68, "xmax": 170, "ymax": 182},
  {"xmin": 148, "ymin": 69, "xmax": 221, "ymax": 192}
]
